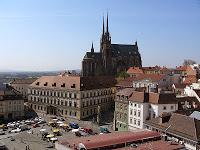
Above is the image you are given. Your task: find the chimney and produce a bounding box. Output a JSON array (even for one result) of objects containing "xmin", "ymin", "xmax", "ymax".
[
  {"xmin": 156, "ymin": 84, "xmax": 159, "ymax": 93},
  {"xmin": 159, "ymin": 113, "xmax": 171, "ymax": 124}
]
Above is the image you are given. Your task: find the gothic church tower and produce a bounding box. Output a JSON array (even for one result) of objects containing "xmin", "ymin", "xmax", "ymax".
[{"xmin": 100, "ymin": 14, "xmax": 112, "ymax": 75}]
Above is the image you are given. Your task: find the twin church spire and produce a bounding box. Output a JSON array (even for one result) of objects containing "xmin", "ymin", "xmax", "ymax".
[
  {"xmin": 102, "ymin": 13, "xmax": 109, "ymax": 36},
  {"xmin": 91, "ymin": 13, "xmax": 110, "ymax": 53}
]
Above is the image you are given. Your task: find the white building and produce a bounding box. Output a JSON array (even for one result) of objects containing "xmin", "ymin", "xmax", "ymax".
[
  {"xmin": 184, "ymin": 83, "xmax": 200, "ymax": 102},
  {"xmin": 128, "ymin": 91, "xmax": 178, "ymax": 130}
]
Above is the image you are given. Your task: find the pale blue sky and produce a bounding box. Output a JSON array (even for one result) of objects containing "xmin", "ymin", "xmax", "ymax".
[{"xmin": 0, "ymin": 0, "xmax": 200, "ymax": 71}]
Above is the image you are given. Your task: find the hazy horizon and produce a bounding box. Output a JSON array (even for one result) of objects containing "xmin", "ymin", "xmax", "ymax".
[{"xmin": 0, "ymin": 0, "xmax": 200, "ymax": 71}]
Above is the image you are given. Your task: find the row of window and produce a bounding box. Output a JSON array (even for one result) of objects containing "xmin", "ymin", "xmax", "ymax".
[
  {"xmin": 163, "ymin": 105, "xmax": 174, "ymax": 110},
  {"xmin": 30, "ymin": 96, "xmax": 77, "ymax": 107},
  {"xmin": 30, "ymin": 89, "xmax": 78, "ymax": 99},
  {"xmin": 82, "ymin": 89, "xmax": 113, "ymax": 98},
  {"xmin": 130, "ymin": 118, "xmax": 141, "ymax": 126},
  {"xmin": 82, "ymin": 97, "xmax": 112, "ymax": 108},
  {"xmin": 82, "ymin": 108, "xmax": 96, "ymax": 117},
  {"xmin": 30, "ymin": 88, "xmax": 113, "ymax": 99},
  {"xmin": 130, "ymin": 109, "xmax": 141, "ymax": 117},
  {"xmin": 130, "ymin": 102, "xmax": 141, "ymax": 108}
]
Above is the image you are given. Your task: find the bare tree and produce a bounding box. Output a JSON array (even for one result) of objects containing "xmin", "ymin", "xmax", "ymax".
[{"xmin": 183, "ymin": 59, "xmax": 196, "ymax": 66}]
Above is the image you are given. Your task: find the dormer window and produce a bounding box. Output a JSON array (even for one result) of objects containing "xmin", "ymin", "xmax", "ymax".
[
  {"xmin": 52, "ymin": 83, "xmax": 56, "ymax": 87},
  {"xmin": 36, "ymin": 82, "xmax": 40, "ymax": 85},
  {"xmin": 44, "ymin": 82, "xmax": 48, "ymax": 86},
  {"xmin": 61, "ymin": 83, "xmax": 65, "ymax": 87},
  {"xmin": 71, "ymin": 84, "xmax": 75, "ymax": 88}
]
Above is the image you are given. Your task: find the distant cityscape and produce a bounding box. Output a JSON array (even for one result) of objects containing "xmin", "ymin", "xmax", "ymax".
[{"xmin": 0, "ymin": 2, "xmax": 200, "ymax": 150}]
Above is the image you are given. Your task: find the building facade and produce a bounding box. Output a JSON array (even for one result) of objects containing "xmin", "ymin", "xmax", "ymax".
[
  {"xmin": 114, "ymin": 88, "xmax": 134, "ymax": 131},
  {"xmin": 28, "ymin": 74, "xmax": 116, "ymax": 120},
  {"xmin": 82, "ymin": 14, "xmax": 142, "ymax": 77},
  {"xmin": 0, "ymin": 85, "xmax": 24, "ymax": 120},
  {"xmin": 114, "ymin": 87, "xmax": 178, "ymax": 131},
  {"xmin": 10, "ymin": 78, "xmax": 37, "ymax": 101}
]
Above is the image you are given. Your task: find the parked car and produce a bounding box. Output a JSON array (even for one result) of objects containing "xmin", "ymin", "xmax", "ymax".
[
  {"xmin": 11, "ymin": 128, "xmax": 21, "ymax": 133},
  {"xmin": 83, "ymin": 128, "xmax": 93, "ymax": 134},
  {"xmin": 100, "ymin": 127, "xmax": 110, "ymax": 133},
  {"xmin": 69, "ymin": 122, "xmax": 79, "ymax": 129}
]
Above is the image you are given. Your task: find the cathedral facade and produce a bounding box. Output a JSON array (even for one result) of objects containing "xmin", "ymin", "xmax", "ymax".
[{"xmin": 82, "ymin": 15, "xmax": 142, "ymax": 77}]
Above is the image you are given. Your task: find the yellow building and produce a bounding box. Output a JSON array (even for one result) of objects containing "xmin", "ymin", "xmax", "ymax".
[{"xmin": 28, "ymin": 73, "xmax": 116, "ymax": 120}]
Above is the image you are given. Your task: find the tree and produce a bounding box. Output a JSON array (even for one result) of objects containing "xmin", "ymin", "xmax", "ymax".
[
  {"xmin": 183, "ymin": 59, "xmax": 196, "ymax": 66},
  {"xmin": 117, "ymin": 71, "xmax": 130, "ymax": 79}
]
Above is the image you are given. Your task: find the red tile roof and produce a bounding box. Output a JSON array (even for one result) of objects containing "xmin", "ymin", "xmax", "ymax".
[
  {"xmin": 117, "ymin": 88, "xmax": 135, "ymax": 97},
  {"xmin": 116, "ymin": 140, "xmax": 184, "ymax": 150},
  {"xmin": 145, "ymin": 113, "xmax": 200, "ymax": 141},
  {"xmin": 59, "ymin": 131, "xmax": 160, "ymax": 150},
  {"xmin": 10, "ymin": 78, "xmax": 37, "ymax": 84},
  {"xmin": 127, "ymin": 67, "xmax": 144, "ymax": 74},
  {"xmin": 30, "ymin": 75, "xmax": 116, "ymax": 91},
  {"xmin": 128, "ymin": 91, "xmax": 147, "ymax": 103},
  {"xmin": 116, "ymin": 74, "xmax": 164, "ymax": 88},
  {"xmin": 183, "ymin": 75, "xmax": 197, "ymax": 84},
  {"xmin": 149, "ymin": 93, "xmax": 177, "ymax": 104},
  {"xmin": 175, "ymin": 65, "xmax": 190, "ymax": 71}
]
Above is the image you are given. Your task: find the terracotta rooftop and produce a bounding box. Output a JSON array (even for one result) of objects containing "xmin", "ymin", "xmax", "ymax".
[
  {"xmin": 145, "ymin": 113, "xmax": 200, "ymax": 142},
  {"xmin": 128, "ymin": 91, "xmax": 148, "ymax": 103},
  {"xmin": 116, "ymin": 77, "xmax": 135, "ymax": 88},
  {"xmin": 116, "ymin": 74, "xmax": 164, "ymax": 88},
  {"xmin": 149, "ymin": 93, "xmax": 177, "ymax": 104},
  {"xmin": 30, "ymin": 75, "xmax": 116, "ymax": 91},
  {"xmin": 183, "ymin": 75, "xmax": 197, "ymax": 84},
  {"xmin": 10, "ymin": 78, "xmax": 37, "ymax": 85},
  {"xmin": 115, "ymin": 140, "xmax": 184, "ymax": 150},
  {"xmin": 128, "ymin": 92, "xmax": 178, "ymax": 104},
  {"xmin": 133, "ymin": 74, "xmax": 165, "ymax": 82},
  {"xmin": 127, "ymin": 67, "xmax": 144, "ymax": 74},
  {"xmin": 58, "ymin": 131, "xmax": 161, "ymax": 150},
  {"xmin": 175, "ymin": 65, "xmax": 191, "ymax": 71},
  {"xmin": 116, "ymin": 88, "xmax": 135, "ymax": 97}
]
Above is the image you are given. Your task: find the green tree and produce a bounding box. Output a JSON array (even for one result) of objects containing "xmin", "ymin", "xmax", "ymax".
[{"xmin": 117, "ymin": 71, "xmax": 130, "ymax": 79}]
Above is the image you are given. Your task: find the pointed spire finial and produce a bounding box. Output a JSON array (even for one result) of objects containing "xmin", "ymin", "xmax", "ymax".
[
  {"xmin": 91, "ymin": 41, "xmax": 94, "ymax": 53},
  {"xmin": 106, "ymin": 11, "xmax": 109, "ymax": 33},
  {"xmin": 103, "ymin": 15, "xmax": 105, "ymax": 35}
]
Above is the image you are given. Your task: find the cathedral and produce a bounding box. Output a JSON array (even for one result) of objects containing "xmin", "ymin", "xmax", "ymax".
[{"xmin": 82, "ymin": 14, "xmax": 142, "ymax": 76}]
